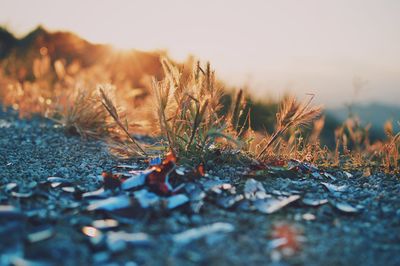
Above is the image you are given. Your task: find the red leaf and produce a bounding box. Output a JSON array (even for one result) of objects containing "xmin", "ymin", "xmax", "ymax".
[
  {"xmin": 164, "ymin": 150, "xmax": 177, "ymax": 164},
  {"xmin": 102, "ymin": 171, "xmax": 122, "ymax": 190},
  {"xmin": 145, "ymin": 151, "xmax": 177, "ymax": 195},
  {"xmin": 197, "ymin": 163, "xmax": 206, "ymax": 176}
]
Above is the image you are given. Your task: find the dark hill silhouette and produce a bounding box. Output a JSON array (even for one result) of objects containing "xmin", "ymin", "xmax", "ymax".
[
  {"xmin": 0, "ymin": 26, "xmax": 165, "ymax": 88},
  {"xmin": 326, "ymin": 103, "xmax": 400, "ymax": 140},
  {"xmin": 0, "ymin": 27, "xmax": 17, "ymax": 59},
  {"xmin": 17, "ymin": 26, "xmax": 111, "ymax": 67}
]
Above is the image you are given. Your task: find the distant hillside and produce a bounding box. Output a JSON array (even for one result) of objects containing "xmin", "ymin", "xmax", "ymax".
[
  {"xmin": 0, "ymin": 26, "xmax": 166, "ymax": 89},
  {"xmin": 326, "ymin": 103, "xmax": 400, "ymax": 139},
  {"xmin": 0, "ymin": 27, "xmax": 17, "ymax": 58}
]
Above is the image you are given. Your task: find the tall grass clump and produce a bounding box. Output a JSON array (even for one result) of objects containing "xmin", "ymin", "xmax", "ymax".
[
  {"xmin": 380, "ymin": 121, "xmax": 399, "ymax": 172},
  {"xmin": 256, "ymin": 95, "xmax": 322, "ymax": 161},
  {"xmin": 152, "ymin": 58, "xmax": 247, "ymax": 163},
  {"xmin": 52, "ymin": 86, "xmax": 111, "ymax": 138},
  {"xmin": 98, "ymin": 85, "xmax": 148, "ymax": 158}
]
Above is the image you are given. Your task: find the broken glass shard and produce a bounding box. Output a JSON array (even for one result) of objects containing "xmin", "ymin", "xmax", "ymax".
[
  {"xmin": 61, "ymin": 186, "xmax": 75, "ymax": 193},
  {"xmin": 4, "ymin": 183, "xmax": 18, "ymax": 192},
  {"xmin": 133, "ymin": 189, "xmax": 160, "ymax": 208},
  {"xmin": 343, "ymin": 171, "xmax": 353, "ymax": 178},
  {"xmin": 92, "ymin": 219, "xmax": 119, "ymax": 230},
  {"xmin": 106, "ymin": 232, "xmax": 151, "ymax": 252},
  {"xmin": 271, "ymin": 190, "xmax": 292, "ymax": 197},
  {"xmin": 244, "ymin": 178, "xmax": 270, "ymax": 200},
  {"xmin": 115, "ymin": 164, "xmax": 139, "ymax": 170},
  {"xmin": 27, "ymin": 226, "xmax": 54, "ymax": 243},
  {"xmin": 322, "ymin": 172, "xmax": 337, "ymax": 181},
  {"xmin": 11, "ymin": 191, "xmax": 33, "ymax": 198},
  {"xmin": 217, "ymin": 194, "xmax": 244, "ymax": 209},
  {"xmin": 331, "ymin": 201, "xmax": 360, "ymax": 213},
  {"xmin": 82, "ymin": 188, "xmax": 108, "ymax": 200},
  {"xmin": 302, "ymin": 198, "xmax": 328, "ymax": 207},
  {"xmin": 87, "ymin": 195, "xmax": 131, "ymax": 211},
  {"xmin": 320, "ymin": 182, "xmax": 347, "ymax": 193},
  {"xmin": 121, "ymin": 172, "xmax": 147, "ymax": 190},
  {"xmin": 172, "ymin": 222, "xmax": 234, "ymax": 245},
  {"xmin": 254, "ymin": 195, "xmax": 300, "ymax": 214},
  {"xmin": 302, "ymin": 213, "xmax": 316, "ymax": 221},
  {"xmin": 165, "ymin": 194, "xmax": 189, "ymax": 209},
  {"xmin": 47, "ymin": 177, "xmax": 72, "ymax": 187}
]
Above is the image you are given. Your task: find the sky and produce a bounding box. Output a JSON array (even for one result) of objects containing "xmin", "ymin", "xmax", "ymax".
[{"xmin": 1, "ymin": 0, "xmax": 399, "ymax": 107}]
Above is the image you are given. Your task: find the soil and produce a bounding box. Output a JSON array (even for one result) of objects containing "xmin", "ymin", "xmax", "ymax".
[{"xmin": 0, "ymin": 108, "xmax": 399, "ymax": 266}]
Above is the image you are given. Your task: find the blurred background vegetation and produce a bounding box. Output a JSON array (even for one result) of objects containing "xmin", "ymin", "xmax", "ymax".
[{"xmin": 1, "ymin": 26, "xmax": 399, "ymax": 149}]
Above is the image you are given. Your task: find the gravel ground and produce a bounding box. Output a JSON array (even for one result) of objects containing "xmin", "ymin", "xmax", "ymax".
[{"xmin": 0, "ymin": 108, "xmax": 399, "ymax": 266}]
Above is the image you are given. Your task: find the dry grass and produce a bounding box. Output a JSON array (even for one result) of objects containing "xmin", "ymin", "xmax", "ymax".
[
  {"xmin": 0, "ymin": 44, "xmax": 398, "ymax": 172},
  {"xmin": 152, "ymin": 58, "xmax": 244, "ymax": 163},
  {"xmin": 328, "ymin": 115, "xmax": 400, "ymax": 172},
  {"xmin": 256, "ymin": 95, "xmax": 322, "ymax": 160},
  {"xmin": 0, "ymin": 77, "xmax": 54, "ymax": 117},
  {"xmin": 98, "ymin": 85, "xmax": 148, "ymax": 157},
  {"xmin": 333, "ymin": 115, "xmax": 374, "ymax": 168},
  {"xmin": 381, "ymin": 121, "xmax": 400, "ymax": 171},
  {"xmin": 51, "ymin": 86, "xmax": 110, "ymax": 138}
]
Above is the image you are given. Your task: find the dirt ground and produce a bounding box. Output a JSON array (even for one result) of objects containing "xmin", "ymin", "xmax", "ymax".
[{"xmin": 0, "ymin": 108, "xmax": 399, "ymax": 266}]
